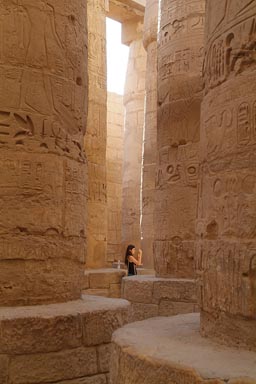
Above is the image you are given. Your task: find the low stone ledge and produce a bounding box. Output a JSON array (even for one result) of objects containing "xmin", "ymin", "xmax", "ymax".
[
  {"xmin": 122, "ymin": 276, "xmax": 198, "ymax": 321},
  {"xmin": 110, "ymin": 314, "xmax": 256, "ymax": 384},
  {"xmin": 82, "ymin": 269, "xmax": 126, "ymax": 298},
  {"xmin": 0, "ymin": 296, "xmax": 130, "ymax": 384}
]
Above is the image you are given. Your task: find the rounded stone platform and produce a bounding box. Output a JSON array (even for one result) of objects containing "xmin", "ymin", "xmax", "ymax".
[
  {"xmin": 122, "ymin": 276, "xmax": 198, "ymax": 322},
  {"xmin": 110, "ymin": 313, "xmax": 256, "ymax": 384},
  {"xmin": 0, "ymin": 295, "xmax": 130, "ymax": 384}
]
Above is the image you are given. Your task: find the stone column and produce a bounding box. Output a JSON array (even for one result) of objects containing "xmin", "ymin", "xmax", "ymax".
[
  {"xmin": 85, "ymin": 0, "xmax": 107, "ymax": 268},
  {"xmin": 107, "ymin": 92, "xmax": 124, "ymax": 264},
  {"xmin": 122, "ymin": 25, "xmax": 146, "ymax": 251},
  {"xmin": 0, "ymin": 0, "xmax": 87, "ymax": 306},
  {"xmin": 199, "ymin": 0, "xmax": 256, "ymax": 350},
  {"xmin": 155, "ymin": 0, "xmax": 205, "ymax": 278},
  {"xmin": 141, "ymin": 0, "xmax": 158, "ymax": 268}
]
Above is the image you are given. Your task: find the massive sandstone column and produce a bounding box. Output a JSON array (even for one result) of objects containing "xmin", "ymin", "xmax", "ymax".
[
  {"xmin": 0, "ymin": 0, "xmax": 87, "ymax": 306},
  {"xmin": 155, "ymin": 0, "xmax": 205, "ymax": 278},
  {"xmin": 107, "ymin": 92, "xmax": 124, "ymax": 263},
  {"xmin": 85, "ymin": 0, "xmax": 107, "ymax": 268},
  {"xmin": 122, "ymin": 25, "xmax": 146, "ymax": 251},
  {"xmin": 141, "ymin": 0, "xmax": 158, "ymax": 268},
  {"xmin": 198, "ymin": 0, "xmax": 256, "ymax": 350}
]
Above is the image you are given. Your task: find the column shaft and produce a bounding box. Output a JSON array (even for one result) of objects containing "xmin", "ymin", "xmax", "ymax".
[
  {"xmin": 155, "ymin": 0, "xmax": 205, "ymax": 278},
  {"xmin": 85, "ymin": 0, "xmax": 107, "ymax": 268},
  {"xmin": 0, "ymin": 0, "xmax": 88, "ymax": 306},
  {"xmin": 199, "ymin": 0, "xmax": 256, "ymax": 350},
  {"xmin": 141, "ymin": 0, "xmax": 158, "ymax": 269}
]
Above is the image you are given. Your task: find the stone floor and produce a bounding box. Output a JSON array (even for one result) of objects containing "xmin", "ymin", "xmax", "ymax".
[
  {"xmin": 122, "ymin": 275, "xmax": 198, "ymax": 321},
  {"xmin": 0, "ymin": 295, "xmax": 130, "ymax": 384},
  {"xmin": 110, "ymin": 313, "xmax": 256, "ymax": 384}
]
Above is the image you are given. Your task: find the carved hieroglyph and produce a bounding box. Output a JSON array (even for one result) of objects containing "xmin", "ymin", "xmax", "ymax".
[
  {"xmin": 85, "ymin": 0, "xmax": 107, "ymax": 268},
  {"xmin": 122, "ymin": 31, "xmax": 146, "ymax": 251},
  {"xmin": 0, "ymin": 0, "xmax": 88, "ymax": 306},
  {"xmin": 155, "ymin": 0, "xmax": 205, "ymax": 278},
  {"xmin": 198, "ymin": 0, "xmax": 256, "ymax": 350},
  {"xmin": 141, "ymin": 0, "xmax": 158, "ymax": 268},
  {"xmin": 107, "ymin": 93, "xmax": 124, "ymax": 263}
]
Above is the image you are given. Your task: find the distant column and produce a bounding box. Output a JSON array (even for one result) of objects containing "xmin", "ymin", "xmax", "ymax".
[
  {"xmin": 122, "ymin": 23, "xmax": 146, "ymax": 252},
  {"xmin": 155, "ymin": 0, "xmax": 205, "ymax": 277},
  {"xmin": 0, "ymin": 0, "xmax": 88, "ymax": 305},
  {"xmin": 141, "ymin": 0, "xmax": 159, "ymax": 268},
  {"xmin": 199, "ymin": 0, "xmax": 256, "ymax": 350},
  {"xmin": 85, "ymin": 0, "xmax": 107, "ymax": 268}
]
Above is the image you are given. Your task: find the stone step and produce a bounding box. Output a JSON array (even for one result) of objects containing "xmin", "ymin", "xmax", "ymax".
[
  {"xmin": 0, "ymin": 295, "xmax": 130, "ymax": 384},
  {"xmin": 110, "ymin": 313, "xmax": 256, "ymax": 384}
]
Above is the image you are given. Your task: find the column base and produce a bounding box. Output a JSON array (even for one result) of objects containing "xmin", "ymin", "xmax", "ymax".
[
  {"xmin": 0, "ymin": 295, "xmax": 130, "ymax": 384},
  {"xmin": 110, "ymin": 313, "xmax": 256, "ymax": 384},
  {"xmin": 122, "ymin": 276, "xmax": 198, "ymax": 321}
]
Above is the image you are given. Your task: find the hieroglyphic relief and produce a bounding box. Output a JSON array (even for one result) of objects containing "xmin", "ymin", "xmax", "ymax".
[
  {"xmin": 155, "ymin": 0, "xmax": 205, "ymax": 278},
  {"xmin": 0, "ymin": 0, "xmax": 87, "ymax": 161},
  {"xmin": 0, "ymin": 0, "xmax": 88, "ymax": 306},
  {"xmin": 200, "ymin": 0, "xmax": 256, "ymax": 349},
  {"xmin": 204, "ymin": 1, "xmax": 256, "ymax": 92}
]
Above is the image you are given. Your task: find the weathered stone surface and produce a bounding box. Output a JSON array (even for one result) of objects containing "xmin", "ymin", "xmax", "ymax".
[
  {"xmin": 109, "ymin": 283, "xmax": 122, "ymax": 298},
  {"xmin": 0, "ymin": 296, "xmax": 130, "ymax": 354},
  {"xmin": 158, "ymin": 300, "xmax": 197, "ymax": 317},
  {"xmin": 141, "ymin": 0, "xmax": 158, "ymax": 268},
  {"xmin": 0, "ymin": 0, "xmax": 87, "ymax": 306},
  {"xmin": 155, "ymin": 0, "xmax": 205, "ymax": 278},
  {"xmin": 122, "ymin": 276, "xmax": 198, "ymax": 321},
  {"xmin": 110, "ymin": 314, "xmax": 256, "ymax": 384},
  {"xmin": 122, "ymin": 31, "xmax": 146, "ymax": 251},
  {"xmin": 83, "ymin": 307, "xmax": 129, "ymax": 346},
  {"xmin": 129, "ymin": 303, "xmax": 158, "ymax": 322},
  {"xmin": 85, "ymin": 0, "xmax": 107, "ymax": 268},
  {"xmin": 107, "ymin": 93, "xmax": 124, "ymax": 264},
  {"xmin": 198, "ymin": 0, "xmax": 256, "ymax": 350},
  {"xmin": 0, "ymin": 355, "xmax": 9, "ymax": 384},
  {"xmin": 9, "ymin": 347, "xmax": 97, "ymax": 384},
  {"xmin": 152, "ymin": 279, "xmax": 197, "ymax": 304},
  {"xmin": 48, "ymin": 374, "xmax": 107, "ymax": 384},
  {"xmin": 123, "ymin": 277, "xmax": 154, "ymax": 303},
  {"xmin": 98, "ymin": 344, "xmax": 112, "ymax": 373},
  {"xmin": 88, "ymin": 269, "xmax": 125, "ymax": 289}
]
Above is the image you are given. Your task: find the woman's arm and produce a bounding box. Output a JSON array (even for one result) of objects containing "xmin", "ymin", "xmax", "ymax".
[{"xmin": 128, "ymin": 255, "xmax": 142, "ymax": 266}]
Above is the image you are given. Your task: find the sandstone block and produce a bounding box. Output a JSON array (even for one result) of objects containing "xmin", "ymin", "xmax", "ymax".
[
  {"xmin": 9, "ymin": 347, "xmax": 97, "ymax": 384},
  {"xmin": 158, "ymin": 300, "xmax": 197, "ymax": 317},
  {"xmin": 152, "ymin": 279, "xmax": 197, "ymax": 304},
  {"xmin": 98, "ymin": 344, "xmax": 112, "ymax": 373},
  {"xmin": 109, "ymin": 283, "xmax": 122, "ymax": 298},
  {"xmin": 0, "ymin": 355, "xmax": 9, "ymax": 384},
  {"xmin": 122, "ymin": 277, "xmax": 154, "ymax": 304},
  {"xmin": 48, "ymin": 375, "xmax": 107, "ymax": 384},
  {"xmin": 130, "ymin": 303, "xmax": 158, "ymax": 322},
  {"xmin": 83, "ymin": 308, "xmax": 129, "ymax": 346}
]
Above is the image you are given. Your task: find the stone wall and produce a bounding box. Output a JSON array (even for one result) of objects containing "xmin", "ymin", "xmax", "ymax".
[
  {"xmin": 155, "ymin": 0, "xmax": 205, "ymax": 278},
  {"xmin": 85, "ymin": 0, "xmax": 108, "ymax": 268},
  {"xmin": 107, "ymin": 93, "xmax": 124, "ymax": 264},
  {"xmin": 0, "ymin": 0, "xmax": 88, "ymax": 306},
  {"xmin": 122, "ymin": 29, "xmax": 146, "ymax": 251},
  {"xmin": 141, "ymin": 0, "xmax": 158, "ymax": 268},
  {"xmin": 198, "ymin": 0, "xmax": 256, "ymax": 350}
]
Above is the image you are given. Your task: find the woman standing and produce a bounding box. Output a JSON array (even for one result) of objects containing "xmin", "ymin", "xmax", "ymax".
[{"xmin": 125, "ymin": 244, "xmax": 143, "ymax": 276}]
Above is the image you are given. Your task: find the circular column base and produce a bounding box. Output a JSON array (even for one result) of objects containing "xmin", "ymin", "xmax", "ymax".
[
  {"xmin": 110, "ymin": 313, "xmax": 256, "ymax": 384},
  {"xmin": 0, "ymin": 295, "xmax": 130, "ymax": 384}
]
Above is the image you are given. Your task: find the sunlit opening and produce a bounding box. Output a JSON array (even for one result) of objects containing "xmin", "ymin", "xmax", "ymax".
[{"xmin": 106, "ymin": 18, "xmax": 129, "ymax": 95}]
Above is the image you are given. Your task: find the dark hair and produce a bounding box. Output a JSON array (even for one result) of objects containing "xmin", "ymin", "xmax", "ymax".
[{"xmin": 125, "ymin": 244, "xmax": 135, "ymax": 265}]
